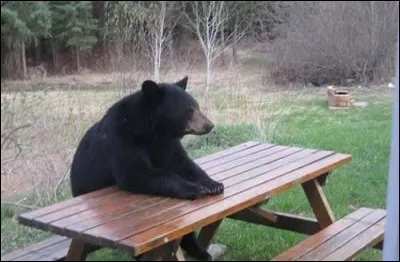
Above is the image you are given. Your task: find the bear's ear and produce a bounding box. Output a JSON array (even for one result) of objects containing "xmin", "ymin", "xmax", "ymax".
[
  {"xmin": 142, "ymin": 80, "xmax": 164, "ymax": 104},
  {"xmin": 175, "ymin": 76, "xmax": 188, "ymax": 90}
]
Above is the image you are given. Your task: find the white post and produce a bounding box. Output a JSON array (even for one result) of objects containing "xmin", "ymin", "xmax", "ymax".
[{"xmin": 382, "ymin": 32, "xmax": 399, "ymax": 261}]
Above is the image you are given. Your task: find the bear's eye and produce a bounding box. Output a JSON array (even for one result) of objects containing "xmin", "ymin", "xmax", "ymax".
[{"xmin": 188, "ymin": 108, "xmax": 194, "ymax": 115}]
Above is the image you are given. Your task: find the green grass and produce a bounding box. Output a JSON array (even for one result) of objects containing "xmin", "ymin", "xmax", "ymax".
[
  {"xmin": 1, "ymin": 91, "xmax": 393, "ymax": 261},
  {"xmin": 209, "ymin": 95, "xmax": 392, "ymax": 261}
]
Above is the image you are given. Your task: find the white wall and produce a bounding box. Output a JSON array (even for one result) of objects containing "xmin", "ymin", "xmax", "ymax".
[{"xmin": 383, "ymin": 32, "xmax": 399, "ymax": 261}]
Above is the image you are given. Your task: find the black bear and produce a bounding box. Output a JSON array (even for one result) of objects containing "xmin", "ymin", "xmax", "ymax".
[{"xmin": 70, "ymin": 76, "xmax": 224, "ymax": 260}]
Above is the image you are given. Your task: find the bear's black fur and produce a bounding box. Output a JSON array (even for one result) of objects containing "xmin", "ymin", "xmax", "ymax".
[{"xmin": 70, "ymin": 76, "xmax": 224, "ymax": 260}]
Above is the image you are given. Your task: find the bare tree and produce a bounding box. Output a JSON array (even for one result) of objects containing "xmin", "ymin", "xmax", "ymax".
[
  {"xmin": 140, "ymin": 1, "xmax": 180, "ymax": 82},
  {"xmin": 183, "ymin": 1, "xmax": 247, "ymax": 94},
  {"xmin": 269, "ymin": 1, "xmax": 399, "ymax": 85}
]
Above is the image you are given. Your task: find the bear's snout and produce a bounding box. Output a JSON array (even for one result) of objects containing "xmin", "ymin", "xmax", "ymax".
[
  {"xmin": 185, "ymin": 109, "xmax": 214, "ymax": 135},
  {"xmin": 203, "ymin": 122, "xmax": 214, "ymax": 133}
]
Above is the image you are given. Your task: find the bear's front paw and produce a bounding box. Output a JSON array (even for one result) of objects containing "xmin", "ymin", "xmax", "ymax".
[
  {"xmin": 202, "ymin": 179, "xmax": 224, "ymax": 196},
  {"xmin": 186, "ymin": 188, "xmax": 209, "ymax": 200},
  {"xmin": 213, "ymin": 181, "xmax": 224, "ymax": 195}
]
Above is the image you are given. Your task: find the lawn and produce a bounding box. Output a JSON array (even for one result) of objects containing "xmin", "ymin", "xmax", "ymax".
[{"xmin": 1, "ymin": 86, "xmax": 394, "ymax": 261}]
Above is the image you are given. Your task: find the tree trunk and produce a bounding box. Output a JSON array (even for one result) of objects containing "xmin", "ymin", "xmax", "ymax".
[
  {"xmin": 92, "ymin": 1, "xmax": 105, "ymax": 70},
  {"xmin": 220, "ymin": 27, "xmax": 225, "ymax": 67},
  {"xmin": 153, "ymin": 1, "xmax": 166, "ymax": 82},
  {"xmin": 117, "ymin": 41, "xmax": 123, "ymax": 71},
  {"xmin": 21, "ymin": 40, "xmax": 27, "ymax": 79},
  {"xmin": 76, "ymin": 48, "xmax": 80, "ymax": 72},
  {"xmin": 167, "ymin": 37, "xmax": 175, "ymax": 71},
  {"xmin": 232, "ymin": 20, "xmax": 239, "ymax": 65},
  {"xmin": 204, "ymin": 55, "xmax": 212, "ymax": 111},
  {"xmin": 154, "ymin": 47, "xmax": 160, "ymax": 82},
  {"xmin": 34, "ymin": 38, "xmax": 41, "ymax": 64},
  {"xmin": 51, "ymin": 39, "xmax": 59, "ymax": 72},
  {"xmin": 232, "ymin": 45, "xmax": 237, "ymax": 64},
  {"xmin": 206, "ymin": 55, "xmax": 211, "ymax": 94}
]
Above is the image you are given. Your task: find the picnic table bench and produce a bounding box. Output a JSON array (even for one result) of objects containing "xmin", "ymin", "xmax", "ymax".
[
  {"xmin": 2, "ymin": 141, "xmax": 384, "ymax": 261},
  {"xmin": 272, "ymin": 207, "xmax": 386, "ymax": 261}
]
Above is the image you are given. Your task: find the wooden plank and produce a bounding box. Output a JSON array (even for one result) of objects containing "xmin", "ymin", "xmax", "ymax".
[
  {"xmin": 321, "ymin": 219, "xmax": 386, "ymax": 261},
  {"xmin": 205, "ymin": 145, "xmax": 289, "ymax": 175},
  {"xmin": 207, "ymin": 147, "xmax": 305, "ymax": 181},
  {"xmin": 229, "ymin": 207, "xmax": 277, "ymax": 223},
  {"xmin": 219, "ymin": 149, "xmax": 317, "ymax": 187},
  {"xmin": 79, "ymin": 198, "xmax": 188, "ymax": 244},
  {"xmin": 270, "ymin": 211, "xmax": 320, "ymax": 235},
  {"xmin": 16, "ymin": 238, "xmax": 72, "ymax": 261},
  {"xmin": 9, "ymin": 252, "xmax": 44, "ymax": 261},
  {"xmin": 48, "ymin": 194, "xmax": 152, "ymax": 233},
  {"xmin": 18, "ymin": 186, "xmax": 118, "ymax": 226},
  {"xmin": 297, "ymin": 209, "xmax": 386, "ymax": 261},
  {"xmin": 209, "ymin": 147, "xmax": 306, "ymax": 179},
  {"xmin": 302, "ymin": 179, "xmax": 336, "ymax": 229},
  {"xmin": 64, "ymin": 197, "xmax": 170, "ymax": 238},
  {"xmin": 198, "ymin": 220, "xmax": 223, "ymax": 249},
  {"xmin": 117, "ymin": 152, "xmax": 351, "ymax": 255},
  {"xmin": 200, "ymin": 143, "xmax": 275, "ymax": 170},
  {"xmin": 194, "ymin": 141, "xmax": 261, "ymax": 165},
  {"xmin": 31, "ymin": 191, "xmax": 132, "ymax": 229},
  {"xmin": 1, "ymin": 236, "xmax": 69, "ymax": 261},
  {"xmin": 209, "ymin": 148, "xmax": 313, "ymax": 186},
  {"xmin": 228, "ymin": 209, "xmax": 321, "ymax": 235},
  {"xmin": 43, "ymin": 246, "xmax": 71, "ymax": 261},
  {"xmin": 82, "ymin": 151, "xmax": 336, "ymax": 248},
  {"xmin": 271, "ymin": 208, "xmax": 374, "ymax": 261}
]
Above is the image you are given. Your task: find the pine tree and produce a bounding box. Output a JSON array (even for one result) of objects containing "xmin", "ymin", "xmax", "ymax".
[
  {"xmin": 1, "ymin": 1, "xmax": 51, "ymax": 79},
  {"xmin": 52, "ymin": 1, "xmax": 98, "ymax": 71}
]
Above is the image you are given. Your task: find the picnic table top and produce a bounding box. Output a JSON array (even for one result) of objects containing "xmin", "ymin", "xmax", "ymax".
[{"xmin": 18, "ymin": 141, "xmax": 352, "ymax": 256}]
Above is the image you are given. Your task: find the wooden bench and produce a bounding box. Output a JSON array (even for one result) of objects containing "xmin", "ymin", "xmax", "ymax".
[
  {"xmin": 1, "ymin": 236, "xmax": 71, "ymax": 261},
  {"xmin": 3, "ymin": 141, "xmax": 354, "ymax": 261},
  {"xmin": 272, "ymin": 207, "xmax": 386, "ymax": 261}
]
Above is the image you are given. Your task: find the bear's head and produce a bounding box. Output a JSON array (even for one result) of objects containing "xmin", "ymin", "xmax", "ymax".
[{"xmin": 141, "ymin": 76, "xmax": 214, "ymax": 138}]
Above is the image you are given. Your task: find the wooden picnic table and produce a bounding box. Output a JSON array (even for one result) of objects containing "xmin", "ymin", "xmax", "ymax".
[{"xmin": 17, "ymin": 141, "xmax": 352, "ymax": 261}]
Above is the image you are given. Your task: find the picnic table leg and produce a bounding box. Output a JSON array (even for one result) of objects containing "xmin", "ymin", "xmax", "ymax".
[
  {"xmin": 302, "ymin": 177, "xmax": 336, "ymax": 229},
  {"xmin": 198, "ymin": 220, "xmax": 228, "ymax": 260},
  {"xmin": 228, "ymin": 207, "xmax": 321, "ymax": 235},
  {"xmin": 137, "ymin": 239, "xmax": 182, "ymax": 261},
  {"xmin": 317, "ymin": 172, "xmax": 331, "ymax": 186},
  {"xmin": 65, "ymin": 239, "xmax": 96, "ymax": 261},
  {"xmin": 198, "ymin": 200, "xmax": 268, "ymax": 260},
  {"xmin": 198, "ymin": 220, "xmax": 223, "ymax": 249}
]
